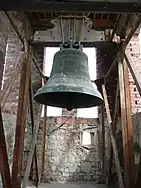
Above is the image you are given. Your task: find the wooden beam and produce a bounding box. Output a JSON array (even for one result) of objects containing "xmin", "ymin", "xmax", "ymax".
[
  {"xmin": 5, "ymin": 11, "xmax": 33, "ymax": 46},
  {"xmin": 123, "ymin": 58, "xmax": 134, "ymax": 187},
  {"xmin": 102, "ymin": 84, "xmax": 124, "ymax": 188},
  {"xmin": 109, "ymin": 14, "xmax": 121, "ymax": 41},
  {"xmin": 118, "ymin": 51, "xmax": 134, "ymax": 188},
  {"xmin": 92, "ymin": 19, "xmax": 114, "ymax": 28},
  {"xmin": 105, "ymin": 14, "xmax": 141, "ymax": 80},
  {"xmin": 5, "ymin": 12, "xmax": 45, "ymax": 86},
  {"xmin": 22, "ymin": 105, "xmax": 42, "ymax": 188},
  {"xmin": 32, "ymin": 58, "xmax": 46, "ymax": 82},
  {"xmin": 2, "ymin": 1, "xmax": 141, "ymax": 13},
  {"xmin": 29, "ymin": 77, "xmax": 39, "ymax": 185},
  {"xmin": 107, "ymin": 81, "xmax": 119, "ymax": 185},
  {"xmin": 41, "ymin": 105, "xmax": 47, "ymax": 174},
  {"xmin": 0, "ymin": 107, "xmax": 12, "ymax": 188},
  {"xmin": 12, "ymin": 48, "xmax": 31, "ymax": 188},
  {"xmin": 101, "ymin": 103, "xmax": 105, "ymax": 183},
  {"xmin": 124, "ymin": 15, "xmax": 141, "ymax": 46},
  {"xmin": 125, "ymin": 53, "xmax": 141, "ymax": 96},
  {"xmin": 135, "ymin": 155, "xmax": 141, "ymax": 188}
]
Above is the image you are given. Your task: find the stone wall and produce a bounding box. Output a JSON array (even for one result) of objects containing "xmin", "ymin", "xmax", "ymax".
[
  {"xmin": 22, "ymin": 117, "xmax": 102, "ymax": 183},
  {"xmin": 40, "ymin": 118, "xmax": 101, "ymax": 183}
]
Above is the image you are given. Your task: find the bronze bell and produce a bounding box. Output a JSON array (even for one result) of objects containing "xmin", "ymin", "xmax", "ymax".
[{"xmin": 34, "ymin": 48, "xmax": 103, "ymax": 110}]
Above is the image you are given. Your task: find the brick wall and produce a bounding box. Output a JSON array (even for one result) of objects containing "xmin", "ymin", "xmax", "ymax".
[
  {"xmin": 126, "ymin": 27, "xmax": 141, "ymax": 114},
  {"xmin": 0, "ymin": 12, "xmax": 9, "ymax": 88},
  {"xmin": 0, "ymin": 11, "xmax": 9, "ymax": 187},
  {"xmin": 2, "ymin": 25, "xmax": 23, "ymax": 115}
]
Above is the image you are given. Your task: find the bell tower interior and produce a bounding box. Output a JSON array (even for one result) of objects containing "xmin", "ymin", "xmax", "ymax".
[{"xmin": 0, "ymin": 1, "xmax": 141, "ymax": 188}]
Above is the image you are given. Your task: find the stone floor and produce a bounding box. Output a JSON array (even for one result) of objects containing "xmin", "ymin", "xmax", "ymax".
[{"xmin": 27, "ymin": 182, "xmax": 108, "ymax": 188}]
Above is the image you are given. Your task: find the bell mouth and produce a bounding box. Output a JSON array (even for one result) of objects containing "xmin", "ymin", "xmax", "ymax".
[{"xmin": 34, "ymin": 91, "xmax": 103, "ymax": 109}]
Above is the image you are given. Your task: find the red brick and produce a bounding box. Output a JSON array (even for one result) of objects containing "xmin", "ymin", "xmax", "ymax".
[{"xmin": 75, "ymin": 119, "xmax": 88, "ymax": 124}]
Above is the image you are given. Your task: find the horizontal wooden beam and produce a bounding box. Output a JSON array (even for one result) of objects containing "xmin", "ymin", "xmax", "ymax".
[
  {"xmin": 1, "ymin": 1, "xmax": 141, "ymax": 13},
  {"xmin": 31, "ymin": 18, "xmax": 114, "ymax": 29},
  {"xmin": 92, "ymin": 19, "xmax": 114, "ymax": 28}
]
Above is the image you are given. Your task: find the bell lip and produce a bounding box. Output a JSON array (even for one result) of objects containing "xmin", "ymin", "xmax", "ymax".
[{"xmin": 34, "ymin": 90, "xmax": 103, "ymax": 109}]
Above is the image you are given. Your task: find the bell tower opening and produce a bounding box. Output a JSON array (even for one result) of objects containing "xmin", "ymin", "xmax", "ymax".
[
  {"xmin": 77, "ymin": 47, "xmax": 98, "ymax": 118},
  {"xmin": 41, "ymin": 47, "xmax": 98, "ymax": 117}
]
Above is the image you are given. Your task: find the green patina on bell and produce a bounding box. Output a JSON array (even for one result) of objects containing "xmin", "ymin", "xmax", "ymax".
[{"xmin": 34, "ymin": 48, "xmax": 103, "ymax": 110}]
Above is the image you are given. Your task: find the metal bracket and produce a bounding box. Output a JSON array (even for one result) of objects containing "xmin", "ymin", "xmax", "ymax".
[{"xmin": 33, "ymin": 17, "xmax": 105, "ymax": 45}]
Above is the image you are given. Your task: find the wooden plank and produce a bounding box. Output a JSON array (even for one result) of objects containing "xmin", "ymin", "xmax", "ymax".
[
  {"xmin": 118, "ymin": 54, "xmax": 130, "ymax": 188},
  {"xmin": 123, "ymin": 59, "xmax": 134, "ymax": 187},
  {"xmin": 29, "ymin": 78, "xmax": 39, "ymax": 184},
  {"xmin": 124, "ymin": 15, "xmax": 141, "ymax": 46},
  {"xmin": 34, "ymin": 147, "xmax": 39, "ymax": 185},
  {"xmin": 12, "ymin": 48, "xmax": 31, "ymax": 188},
  {"xmin": 109, "ymin": 14, "xmax": 121, "ymax": 41},
  {"xmin": 125, "ymin": 53, "xmax": 141, "ymax": 96},
  {"xmin": 118, "ymin": 51, "xmax": 134, "ymax": 188},
  {"xmin": 0, "ymin": 107, "xmax": 12, "ymax": 188},
  {"xmin": 102, "ymin": 84, "xmax": 124, "ymax": 188},
  {"xmin": 107, "ymin": 81, "xmax": 119, "ymax": 185},
  {"xmin": 135, "ymin": 155, "xmax": 141, "ymax": 188},
  {"xmin": 92, "ymin": 19, "xmax": 114, "ymax": 28},
  {"xmin": 32, "ymin": 58, "xmax": 46, "ymax": 82},
  {"xmin": 2, "ymin": 1, "xmax": 141, "ymax": 13},
  {"xmin": 41, "ymin": 105, "xmax": 47, "ymax": 174},
  {"xmin": 101, "ymin": 103, "xmax": 105, "ymax": 182},
  {"xmin": 22, "ymin": 105, "xmax": 42, "ymax": 188}
]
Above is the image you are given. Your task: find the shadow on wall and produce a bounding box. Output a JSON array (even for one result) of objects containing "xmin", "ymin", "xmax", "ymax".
[{"xmin": 36, "ymin": 118, "xmax": 102, "ymax": 183}]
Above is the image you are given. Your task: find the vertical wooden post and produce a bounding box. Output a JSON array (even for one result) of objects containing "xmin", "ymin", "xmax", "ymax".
[
  {"xmin": 123, "ymin": 59, "xmax": 134, "ymax": 183},
  {"xmin": 135, "ymin": 156, "xmax": 141, "ymax": 188},
  {"xmin": 118, "ymin": 50, "xmax": 134, "ymax": 188},
  {"xmin": 29, "ymin": 78, "xmax": 39, "ymax": 184},
  {"xmin": 22, "ymin": 104, "xmax": 42, "ymax": 188},
  {"xmin": 41, "ymin": 105, "xmax": 47, "ymax": 175},
  {"xmin": 101, "ymin": 103, "xmax": 105, "ymax": 182},
  {"xmin": 0, "ymin": 107, "xmax": 12, "ymax": 188},
  {"xmin": 107, "ymin": 82, "xmax": 119, "ymax": 184},
  {"xmin": 102, "ymin": 84, "xmax": 124, "ymax": 188},
  {"xmin": 12, "ymin": 48, "xmax": 31, "ymax": 188}
]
